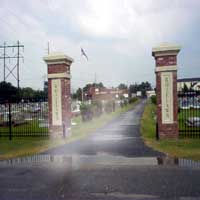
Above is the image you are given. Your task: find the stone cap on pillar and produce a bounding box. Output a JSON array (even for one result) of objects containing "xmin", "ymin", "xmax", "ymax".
[
  {"xmin": 152, "ymin": 43, "xmax": 181, "ymax": 57},
  {"xmin": 43, "ymin": 52, "xmax": 74, "ymax": 65}
]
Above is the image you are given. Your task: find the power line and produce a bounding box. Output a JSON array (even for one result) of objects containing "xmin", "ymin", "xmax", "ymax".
[{"xmin": 0, "ymin": 41, "xmax": 24, "ymax": 88}]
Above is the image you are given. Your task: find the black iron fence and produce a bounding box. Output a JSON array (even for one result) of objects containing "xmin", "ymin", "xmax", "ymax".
[
  {"xmin": 178, "ymin": 89, "xmax": 200, "ymax": 138},
  {"xmin": 0, "ymin": 98, "xmax": 49, "ymax": 139}
]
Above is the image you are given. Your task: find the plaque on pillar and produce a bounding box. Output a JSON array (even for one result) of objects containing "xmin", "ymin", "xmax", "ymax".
[
  {"xmin": 52, "ymin": 79, "xmax": 62, "ymax": 126},
  {"xmin": 43, "ymin": 52, "xmax": 74, "ymax": 138}
]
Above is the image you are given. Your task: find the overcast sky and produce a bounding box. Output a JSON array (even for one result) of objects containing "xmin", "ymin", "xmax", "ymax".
[{"xmin": 0, "ymin": 0, "xmax": 200, "ymax": 90}]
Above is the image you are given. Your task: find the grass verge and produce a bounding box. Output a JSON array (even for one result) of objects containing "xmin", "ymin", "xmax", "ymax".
[
  {"xmin": 0, "ymin": 100, "xmax": 139, "ymax": 160},
  {"xmin": 140, "ymin": 100, "xmax": 200, "ymax": 161}
]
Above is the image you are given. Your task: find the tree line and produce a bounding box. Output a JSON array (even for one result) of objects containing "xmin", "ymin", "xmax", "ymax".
[
  {"xmin": 72, "ymin": 81, "xmax": 152, "ymax": 101},
  {"xmin": 0, "ymin": 81, "xmax": 47, "ymax": 100},
  {"xmin": 0, "ymin": 80, "xmax": 152, "ymax": 101}
]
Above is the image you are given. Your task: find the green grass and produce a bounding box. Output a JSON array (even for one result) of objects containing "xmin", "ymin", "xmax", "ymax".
[
  {"xmin": 178, "ymin": 109, "xmax": 200, "ymax": 133},
  {"xmin": 0, "ymin": 120, "xmax": 48, "ymax": 136},
  {"xmin": 140, "ymin": 100, "xmax": 200, "ymax": 160},
  {"xmin": 0, "ymin": 100, "xmax": 139, "ymax": 160}
]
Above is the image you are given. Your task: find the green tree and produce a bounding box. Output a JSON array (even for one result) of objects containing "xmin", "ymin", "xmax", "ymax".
[
  {"xmin": 183, "ymin": 83, "xmax": 189, "ymax": 92},
  {"xmin": 0, "ymin": 81, "xmax": 18, "ymax": 100},
  {"xmin": 118, "ymin": 83, "xmax": 127, "ymax": 90},
  {"xmin": 129, "ymin": 81, "xmax": 152, "ymax": 97},
  {"xmin": 76, "ymin": 88, "xmax": 83, "ymax": 101}
]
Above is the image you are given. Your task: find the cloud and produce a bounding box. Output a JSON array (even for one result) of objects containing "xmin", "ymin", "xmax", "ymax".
[{"xmin": 0, "ymin": 0, "xmax": 200, "ymax": 89}]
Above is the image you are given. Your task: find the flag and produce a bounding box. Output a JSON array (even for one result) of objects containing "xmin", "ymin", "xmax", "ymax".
[{"xmin": 81, "ymin": 48, "xmax": 88, "ymax": 60}]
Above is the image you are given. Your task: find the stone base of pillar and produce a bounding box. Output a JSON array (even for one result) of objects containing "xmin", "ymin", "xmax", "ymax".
[
  {"xmin": 158, "ymin": 122, "xmax": 179, "ymax": 139},
  {"xmin": 49, "ymin": 125, "xmax": 72, "ymax": 139}
]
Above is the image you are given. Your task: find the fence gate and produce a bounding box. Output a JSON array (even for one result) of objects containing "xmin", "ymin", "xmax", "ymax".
[
  {"xmin": 0, "ymin": 98, "xmax": 49, "ymax": 139},
  {"xmin": 178, "ymin": 89, "xmax": 200, "ymax": 138}
]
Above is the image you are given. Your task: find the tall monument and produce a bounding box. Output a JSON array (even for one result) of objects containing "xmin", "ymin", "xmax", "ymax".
[
  {"xmin": 152, "ymin": 43, "xmax": 181, "ymax": 138},
  {"xmin": 43, "ymin": 53, "xmax": 74, "ymax": 138}
]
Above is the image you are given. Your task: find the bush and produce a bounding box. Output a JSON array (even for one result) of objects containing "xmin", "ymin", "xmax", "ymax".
[
  {"xmin": 80, "ymin": 103, "xmax": 93, "ymax": 122},
  {"xmin": 92, "ymin": 101, "xmax": 103, "ymax": 117},
  {"xmin": 120, "ymin": 101, "xmax": 124, "ymax": 108},
  {"xmin": 124, "ymin": 99, "xmax": 128, "ymax": 106},
  {"xmin": 128, "ymin": 97, "xmax": 138, "ymax": 104},
  {"xmin": 105, "ymin": 101, "xmax": 115, "ymax": 113},
  {"xmin": 151, "ymin": 95, "xmax": 156, "ymax": 105}
]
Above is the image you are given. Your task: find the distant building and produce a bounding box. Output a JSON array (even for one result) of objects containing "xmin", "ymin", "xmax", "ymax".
[
  {"xmin": 146, "ymin": 90, "xmax": 156, "ymax": 98},
  {"xmin": 86, "ymin": 87, "xmax": 129, "ymax": 101},
  {"xmin": 136, "ymin": 91, "xmax": 142, "ymax": 97},
  {"xmin": 177, "ymin": 77, "xmax": 200, "ymax": 91},
  {"xmin": 131, "ymin": 93, "xmax": 137, "ymax": 98}
]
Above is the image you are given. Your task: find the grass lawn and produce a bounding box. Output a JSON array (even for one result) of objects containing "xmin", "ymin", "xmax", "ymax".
[
  {"xmin": 0, "ymin": 100, "xmax": 139, "ymax": 160},
  {"xmin": 179, "ymin": 109, "xmax": 200, "ymax": 134},
  {"xmin": 140, "ymin": 100, "xmax": 200, "ymax": 161},
  {"xmin": 0, "ymin": 120, "xmax": 48, "ymax": 136}
]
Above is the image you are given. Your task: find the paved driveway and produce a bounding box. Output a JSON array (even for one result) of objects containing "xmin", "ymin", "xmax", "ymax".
[{"xmin": 45, "ymin": 100, "xmax": 163, "ymax": 157}]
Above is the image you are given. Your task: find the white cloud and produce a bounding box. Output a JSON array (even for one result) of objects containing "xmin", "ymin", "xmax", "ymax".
[{"xmin": 0, "ymin": 0, "xmax": 200, "ymax": 89}]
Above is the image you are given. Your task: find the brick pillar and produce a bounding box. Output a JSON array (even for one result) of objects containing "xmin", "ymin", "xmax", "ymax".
[
  {"xmin": 43, "ymin": 53, "xmax": 74, "ymax": 138},
  {"xmin": 152, "ymin": 43, "xmax": 181, "ymax": 139}
]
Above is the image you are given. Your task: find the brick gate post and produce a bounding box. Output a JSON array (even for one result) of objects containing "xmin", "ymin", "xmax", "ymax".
[
  {"xmin": 152, "ymin": 43, "xmax": 181, "ymax": 139},
  {"xmin": 43, "ymin": 53, "xmax": 74, "ymax": 138}
]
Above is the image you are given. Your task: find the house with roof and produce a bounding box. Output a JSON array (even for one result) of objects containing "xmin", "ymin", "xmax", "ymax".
[{"xmin": 85, "ymin": 87, "xmax": 129, "ymax": 101}]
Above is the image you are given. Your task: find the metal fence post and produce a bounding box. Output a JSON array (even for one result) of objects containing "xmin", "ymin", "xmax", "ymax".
[
  {"xmin": 8, "ymin": 101, "xmax": 12, "ymax": 140},
  {"xmin": 63, "ymin": 123, "xmax": 66, "ymax": 138},
  {"xmin": 156, "ymin": 122, "xmax": 159, "ymax": 140}
]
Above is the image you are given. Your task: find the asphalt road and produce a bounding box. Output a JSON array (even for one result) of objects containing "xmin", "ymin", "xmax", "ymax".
[
  {"xmin": 45, "ymin": 100, "xmax": 163, "ymax": 157},
  {"xmin": 0, "ymin": 100, "xmax": 200, "ymax": 200}
]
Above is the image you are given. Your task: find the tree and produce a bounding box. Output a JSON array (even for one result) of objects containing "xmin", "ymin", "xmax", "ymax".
[
  {"xmin": 0, "ymin": 81, "xmax": 18, "ymax": 100},
  {"xmin": 118, "ymin": 83, "xmax": 128, "ymax": 90},
  {"xmin": 18, "ymin": 87, "xmax": 35, "ymax": 98},
  {"xmin": 129, "ymin": 81, "xmax": 152, "ymax": 97},
  {"xmin": 76, "ymin": 88, "xmax": 83, "ymax": 101},
  {"xmin": 183, "ymin": 83, "xmax": 189, "ymax": 92},
  {"xmin": 18, "ymin": 87, "xmax": 46, "ymax": 99}
]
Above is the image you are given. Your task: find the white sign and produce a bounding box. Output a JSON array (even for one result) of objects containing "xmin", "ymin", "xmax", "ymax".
[
  {"xmin": 161, "ymin": 72, "xmax": 173, "ymax": 124},
  {"xmin": 52, "ymin": 79, "xmax": 62, "ymax": 125}
]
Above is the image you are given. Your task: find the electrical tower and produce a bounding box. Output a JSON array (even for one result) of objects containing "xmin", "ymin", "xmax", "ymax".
[{"xmin": 0, "ymin": 41, "xmax": 24, "ymax": 88}]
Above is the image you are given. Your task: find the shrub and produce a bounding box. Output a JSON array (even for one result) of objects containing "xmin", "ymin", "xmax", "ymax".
[
  {"xmin": 124, "ymin": 99, "xmax": 128, "ymax": 106},
  {"xmin": 151, "ymin": 95, "xmax": 156, "ymax": 105},
  {"xmin": 92, "ymin": 101, "xmax": 103, "ymax": 117},
  {"xmin": 105, "ymin": 101, "xmax": 115, "ymax": 113},
  {"xmin": 120, "ymin": 101, "xmax": 124, "ymax": 108},
  {"xmin": 80, "ymin": 103, "xmax": 93, "ymax": 122},
  {"xmin": 128, "ymin": 97, "xmax": 138, "ymax": 104}
]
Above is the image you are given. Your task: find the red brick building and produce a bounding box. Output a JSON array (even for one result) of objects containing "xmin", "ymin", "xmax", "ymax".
[{"xmin": 86, "ymin": 87, "xmax": 129, "ymax": 101}]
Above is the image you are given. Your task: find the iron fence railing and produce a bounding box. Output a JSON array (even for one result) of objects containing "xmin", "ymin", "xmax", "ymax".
[
  {"xmin": 0, "ymin": 97, "xmax": 49, "ymax": 139},
  {"xmin": 178, "ymin": 89, "xmax": 200, "ymax": 138}
]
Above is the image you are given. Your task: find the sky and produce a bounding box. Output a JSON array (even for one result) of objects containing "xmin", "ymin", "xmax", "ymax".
[{"xmin": 0, "ymin": 0, "xmax": 200, "ymax": 91}]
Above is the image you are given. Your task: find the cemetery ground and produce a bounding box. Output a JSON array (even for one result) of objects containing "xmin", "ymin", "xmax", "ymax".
[
  {"xmin": 141, "ymin": 100, "xmax": 200, "ymax": 160},
  {"xmin": 0, "ymin": 100, "xmax": 139, "ymax": 160}
]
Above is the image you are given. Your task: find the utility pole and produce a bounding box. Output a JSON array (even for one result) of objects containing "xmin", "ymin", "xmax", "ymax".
[
  {"xmin": 3, "ymin": 42, "xmax": 6, "ymax": 82},
  {"xmin": 17, "ymin": 41, "xmax": 20, "ymax": 88},
  {"xmin": 47, "ymin": 42, "xmax": 50, "ymax": 55},
  {"xmin": 0, "ymin": 41, "xmax": 24, "ymax": 88},
  {"xmin": 94, "ymin": 72, "xmax": 97, "ymax": 84}
]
